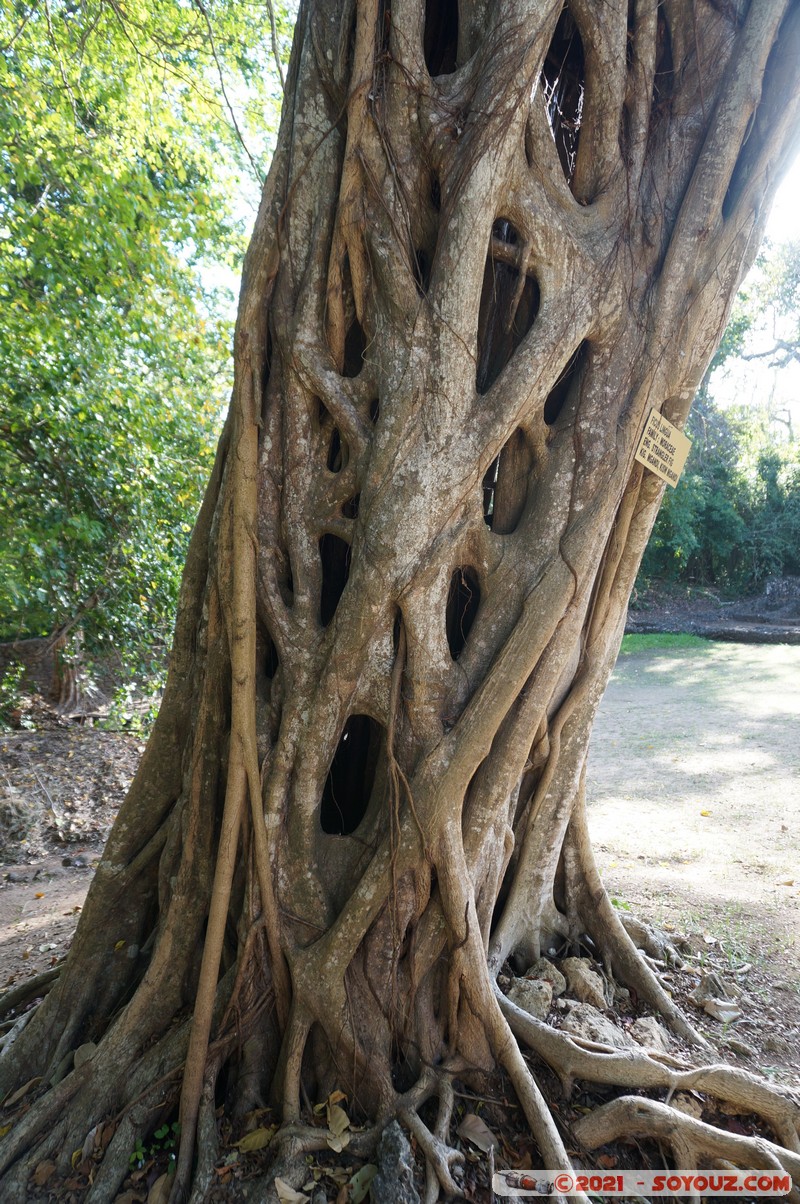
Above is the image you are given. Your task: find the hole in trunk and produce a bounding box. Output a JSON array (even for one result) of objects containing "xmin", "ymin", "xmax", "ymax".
[
  {"xmin": 379, "ymin": 0, "xmax": 391, "ymax": 55},
  {"xmin": 446, "ymin": 566, "xmax": 480, "ymax": 659},
  {"xmin": 413, "ymin": 248, "xmax": 432, "ymax": 295},
  {"xmin": 317, "ymin": 400, "xmax": 349, "ymax": 471},
  {"xmin": 540, "ymin": 5, "xmax": 585, "ymax": 190},
  {"xmin": 476, "ymin": 231, "xmax": 540, "ymax": 394},
  {"xmin": 260, "ymin": 327, "xmax": 273, "ymax": 418},
  {"xmin": 482, "ymin": 427, "xmax": 535, "ymax": 534},
  {"xmin": 430, "ymin": 173, "xmax": 441, "ymax": 212},
  {"xmin": 319, "ymin": 534, "xmax": 352, "ymax": 627},
  {"xmin": 320, "ymin": 714, "xmax": 382, "ymax": 835},
  {"xmin": 342, "ymin": 318, "xmax": 367, "ymax": 378},
  {"xmin": 369, "ymin": 397, "xmax": 380, "ymax": 424},
  {"xmin": 424, "ymin": 0, "xmax": 458, "ymax": 76},
  {"xmin": 492, "ymin": 217, "xmax": 518, "ymax": 246},
  {"xmin": 263, "ymin": 631, "xmax": 280, "ymax": 680},
  {"xmin": 543, "ymin": 341, "xmax": 588, "ymax": 426},
  {"xmin": 342, "ymin": 494, "xmax": 360, "ymax": 519},
  {"xmin": 327, "ymin": 427, "xmax": 347, "ymax": 472}
]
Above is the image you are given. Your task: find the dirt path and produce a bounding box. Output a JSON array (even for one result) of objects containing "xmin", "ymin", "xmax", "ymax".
[{"xmin": 587, "ymin": 640, "xmax": 800, "ymax": 1074}]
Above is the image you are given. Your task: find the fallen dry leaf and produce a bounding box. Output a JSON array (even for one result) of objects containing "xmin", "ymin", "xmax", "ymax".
[
  {"xmin": 349, "ymin": 1164, "xmax": 377, "ymax": 1203},
  {"xmin": 234, "ymin": 1125, "xmax": 276, "ymax": 1152},
  {"xmin": 457, "ymin": 1112, "xmax": 500, "ymax": 1153},
  {"xmin": 274, "ymin": 1177, "xmax": 309, "ymax": 1203},
  {"xmin": 147, "ymin": 1172, "xmax": 171, "ymax": 1204},
  {"xmin": 327, "ymin": 1102, "xmax": 350, "ymax": 1137},
  {"xmin": 32, "ymin": 1160, "xmax": 56, "ymax": 1187}
]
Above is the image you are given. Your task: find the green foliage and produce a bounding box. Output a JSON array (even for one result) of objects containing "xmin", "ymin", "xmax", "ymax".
[
  {"xmin": 642, "ymin": 398, "xmax": 800, "ymax": 592},
  {"xmin": 0, "ymin": 0, "xmax": 291, "ymax": 673},
  {"xmin": 0, "ymin": 662, "xmax": 25, "ymax": 729},
  {"xmin": 129, "ymin": 1120, "xmax": 180, "ymax": 1170},
  {"xmin": 620, "ymin": 633, "xmax": 711, "ymax": 653},
  {"xmin": 641, "ymin": 241, "xmax": 800, "ymax": 595},
  {"xmin": 101, "ymin": 672, "xmax": 164, "ymax": 734}
]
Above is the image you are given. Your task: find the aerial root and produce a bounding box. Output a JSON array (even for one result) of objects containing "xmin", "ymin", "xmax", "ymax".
[
  {"xmin": 573, "ymin": 1097, "xmax": 800, "ymax": 1204},
  {"xmin": 187, "ymin": 1056, "xmax": 222, "ymax": 1204}
]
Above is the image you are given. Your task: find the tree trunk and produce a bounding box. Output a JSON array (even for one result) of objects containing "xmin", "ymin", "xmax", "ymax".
[{"xmin": 2, "ymin": 2, "xmax": 800, "ymax": 1201}]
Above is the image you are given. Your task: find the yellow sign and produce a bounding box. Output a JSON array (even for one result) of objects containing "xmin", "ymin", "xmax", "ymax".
[{"xmin": 635, "ymin": 407, "xmax": 692, "ymax": 488}]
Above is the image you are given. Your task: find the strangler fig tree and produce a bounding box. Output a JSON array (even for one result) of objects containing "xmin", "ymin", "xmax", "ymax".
[{"xmin": 1, "ymin": 1, "xmax": 799, "ymax": 1201}]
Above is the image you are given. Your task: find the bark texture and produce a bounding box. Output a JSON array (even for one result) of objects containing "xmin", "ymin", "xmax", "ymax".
[{"xmin": 2, "ymin": 2, "xmax": 800, "ymax": 1201}]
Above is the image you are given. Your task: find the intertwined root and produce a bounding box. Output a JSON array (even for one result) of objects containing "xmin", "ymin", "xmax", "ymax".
[
  {"xmin": 575, "ymin": 1099, "xmax": 800, "ymax": 1203},
  {"xmin": 2, "ymin": 947, "xmax": 799, "ymax": 1204},
  {"xmin": 394, "ymin": 1017, "xmax": 800, "ymax": 1204}
]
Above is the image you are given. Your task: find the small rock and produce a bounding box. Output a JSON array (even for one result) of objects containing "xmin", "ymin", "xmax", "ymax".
[
  {"xmin": 0, "ymin": 791, "xmax": 37, "ymax": 853},
  {"xmin": 523, "ymin": 957, "xmax": 567, "ymax": 997},
  {"xmin": 724, "ymin": 1037, "xmax": 756, "ymax": 1058},
  {"xmin": 560, "ymin": 957, "xmax": 606, "ymax": 1009},
  {"xmin": 72, "ymin": 855, "xmax": 89, "ymax": 869},
  {"xmin": 691, "ymin": 971, "xmax": 732, "ymax": 1004},
  {"xmin": 764, "ymin": 1034, "xmax": 790, "ymax": 1054},
  {"xmin": 6, "ymin": 869, "xmax": 29, "ymax": 883},
  {"xmin": 613, "ymin": 985, "xmax": 631, "ymax": 1005},
  {"xmin": 630, "ymin": 1015, "xmax": 670, "ymax": 1051},
  {"xmin": 61, "ymin": 856, "xmax": 73, "ymax": 867},
  {"xmin": 702, "ymin": 997, "xmax": 741, "ymax": 1023},
  {"xmin": 679, "ymin": 932, "xmax": 714, "ymax": 956},
  {"xmin": 507, "ymin": 977, "xmax": 553, "ymax": 1021},
  {"xmin": 670, "ymin": 1093, "xmax": 704, "ymax": 1120},
  {"xmin": 561, "ymin": 1003, "xmax": 632, "ymax": 1049},
  {"xmin": 371, "ymin": 1120, "xmax": 420, "ymax": 1204}
]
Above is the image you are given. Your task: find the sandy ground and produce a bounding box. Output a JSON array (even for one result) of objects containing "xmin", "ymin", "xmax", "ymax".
[
  {"xmin": 588, "ymin": 642, "xmax": 800, "ymax": 965},
  {"xmin": 587, "ymin": 640, "xmax": 800, "ymax": 1074}
]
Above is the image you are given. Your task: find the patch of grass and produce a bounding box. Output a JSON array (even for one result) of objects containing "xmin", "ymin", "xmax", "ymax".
[{"xmin": 620, "ymin": 633, "xmax": 711, "ymax": 653}]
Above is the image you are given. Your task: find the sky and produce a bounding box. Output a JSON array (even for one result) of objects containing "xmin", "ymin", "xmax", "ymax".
[
  {"xmin": 764, "ymin": 152, "xmax": 800, "ymax": 246},
  {"xmin": 710, "ymin": 152, "xmax": 800, "ymax": 421}
]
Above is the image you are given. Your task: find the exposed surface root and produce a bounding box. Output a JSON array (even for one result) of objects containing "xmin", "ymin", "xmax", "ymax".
[
  {"xmin": 402, "ymin": 1108, "xmax": 464, "ymax": 1203},
  {"xmin": 500, "ymin": 990, "xmax": 800, "ymax": 1144},
  {"xmin": 0, "ymin": 969, "xmax": 61, "ymax": 1024},
  {"xmin": 574, "ymin": 1097, "xmax": 800, "ymax": 1197}
]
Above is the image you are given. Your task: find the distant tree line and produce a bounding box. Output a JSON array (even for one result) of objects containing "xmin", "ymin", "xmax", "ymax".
[{"xmin": 641, "ymin": 241, "xmax": 800, "ymax": 593}]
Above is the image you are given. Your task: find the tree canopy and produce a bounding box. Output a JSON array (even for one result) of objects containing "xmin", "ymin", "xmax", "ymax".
[
  {"xmin": 0, "ymin": 0, "xmax": 291, "ymax": 671},
  {"xmin": 643, "ymin": 239, "xmax": 800, "ymax": 590}
]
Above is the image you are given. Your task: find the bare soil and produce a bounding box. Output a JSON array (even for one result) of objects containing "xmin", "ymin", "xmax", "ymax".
[
  {"xmin": 0, "ymin": 711, "xmax": 144, "ymax": 989},
  {"xmin": 588, "ymin": 640, "xmax": 800, "ymax": 1083}
]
